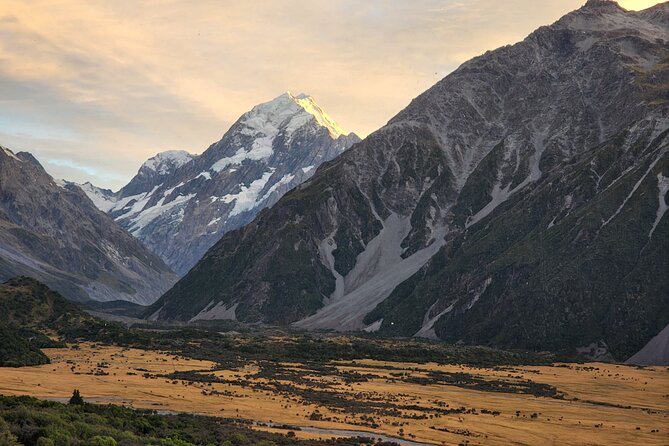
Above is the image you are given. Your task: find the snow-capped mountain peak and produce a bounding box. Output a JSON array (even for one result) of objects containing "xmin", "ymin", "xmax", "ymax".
[
  {"xmin": 1, "ymin": 145, "xmax": 23, "ymax": 162},
  {"xmin": 288, "ymin": 91, "xmax": 347, "ymax": 138},
  {"xmin": 584, "ymin": 0, "xmax": 619, "ymax": 7},
  {"xmin": 81, "ymin": 93, "xmax": 360, "ymax": 275},
  {"xmin": 210, "ymin": 92, "xmax": 351, "ymax": 173},
  {"xmin": 140, "ymin": 150, "xmax": 195, "ymax": 175},
  {"xmin": 240, "ymin": 92, "xmax": 347, "ymax": 141}
]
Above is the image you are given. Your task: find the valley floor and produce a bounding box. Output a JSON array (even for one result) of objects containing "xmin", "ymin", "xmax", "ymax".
[{"xmin": 0, "ymin": 343, "xmax": 667, "ymax": 445}]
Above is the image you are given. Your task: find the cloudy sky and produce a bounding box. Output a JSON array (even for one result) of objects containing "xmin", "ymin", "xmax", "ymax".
[{"xmin": 0, "ymin": 0, "xmax": 660, "ymax": 189}]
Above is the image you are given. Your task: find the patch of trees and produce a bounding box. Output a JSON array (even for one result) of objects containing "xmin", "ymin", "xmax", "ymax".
[
  {"xmin": 0, "ymin": 395, "xmax": 400, "ymax": 446},
  {"xmin": 0, "ymin": 326, "xmax": 50, "ymax": 367}
]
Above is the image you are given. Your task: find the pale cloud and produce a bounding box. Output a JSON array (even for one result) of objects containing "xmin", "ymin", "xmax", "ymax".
[{"xmin": 0, "ymin": 0, "xmax": 661, "ymax": 189}]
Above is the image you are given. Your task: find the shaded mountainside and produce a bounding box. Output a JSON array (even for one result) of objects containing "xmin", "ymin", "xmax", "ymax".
[
  {"xmin": 368, "ymin": 113, "xmax": 669, "ymax": 361},
  {"xmin": 0, "ymin": 276, "xmax": 96, "ymax": 366},
  {"xmin": 0, "ymin": 147, "xmax": 177, "ymax": 304},
  {"xmin": 147, "ymin": 2, "xmax": 668, "ymax": 360},
  {"xmin": 82, "ymin": 93, "xmax": 359, "ymax": 275}
]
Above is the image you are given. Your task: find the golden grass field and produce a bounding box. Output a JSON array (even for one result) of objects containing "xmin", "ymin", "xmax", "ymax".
[{"xmin": 0, "ymin": 343, "xmax": 667, "ymax": 446}]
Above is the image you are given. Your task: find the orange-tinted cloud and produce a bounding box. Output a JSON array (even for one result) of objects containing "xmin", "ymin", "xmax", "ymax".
[{"xmin": 0, "ymin": 0, "xmax": 661, "ymax": 188}]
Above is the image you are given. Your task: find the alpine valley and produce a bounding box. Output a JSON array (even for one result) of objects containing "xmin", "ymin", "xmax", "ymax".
[
  {"xmin": 2, "ymin": 2, "xmax": 669, "ymax": 445},
  {"xmin": 146, "ymin": 1, "xmax": 669, "ymax": 362}
]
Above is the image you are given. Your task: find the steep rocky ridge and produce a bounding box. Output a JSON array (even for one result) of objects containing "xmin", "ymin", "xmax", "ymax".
[{"xmin": 0, "ymin": 146, "xmax": 177, "ymax": 304}]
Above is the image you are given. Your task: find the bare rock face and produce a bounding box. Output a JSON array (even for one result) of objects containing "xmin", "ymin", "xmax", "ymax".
[
  {"xmin": 146, "ymin": 2, "xmax": 668, "ymax": 360},
  {"xmin": 0, "ymin": 146, "xmax": 177, "ymax": 304},
  {"xmin": 81, "ymin": 93, "xmax": 359, "ymax": 276},
  {"xmin": 626, "ymin": 324, "xmax": 669, "ymax": 365}
]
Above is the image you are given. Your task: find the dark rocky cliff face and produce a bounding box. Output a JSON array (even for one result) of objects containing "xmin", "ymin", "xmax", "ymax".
[
  {"xmin": 145, "ymin": 2, "xmax": 668, "ymax": 360},
  {"xmin": 0, "ymin": 146, "xmax": 177, "ymax": 304}
]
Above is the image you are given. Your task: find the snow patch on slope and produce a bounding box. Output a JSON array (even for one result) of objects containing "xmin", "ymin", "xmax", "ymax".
[
  {"xmin": 295, "ymin": 214, "xmax": 446, "ymax": 331},
  {"xmin": 467, "ymin": 182, "xmax": 514, "ymax": 228},
  {"xmin": 77, "ymin": 182, "xmax": 117, "ymax": 212},
  {"xmin": 343, "ymin": 213, "xmax": 412, "ymax": 292},
  {"xmin": 601, "ymin": 153, "xmax": 664, "ymax": 229},
  {"xmin": 414, "ymin": 302, "xmax": 456, "ymax": 340},
  {"xmin": 649, "ymin": 173, "xmax": 669, "ymax": 238},
  {"xmin": 466, "ymin": 130, "xmax": 548, "ymax": 228},
  {"xmin": 110, "ymin": 186, "xmax": 160, "ymax": 215},
  {"xmin": 318, "ymin": 235, "xmax": 345, "ymax": 303},
  {"xmin": 257, "ymin": 173, "xmax": 295, "ymax": 205},
  {"xmin": 414, "ymin": 277, "xmax": 491, "ymax": 339},
  {"xmin": 211, "ymin": 147, "xmax": 272, "ymax": 172},
  {"xmin": 221, "ymin": 170, "xmax": 275, "ymax": 216},
  {"xmin": 129, "ymin": 193, "xmax": 195, "ymax": 235}
]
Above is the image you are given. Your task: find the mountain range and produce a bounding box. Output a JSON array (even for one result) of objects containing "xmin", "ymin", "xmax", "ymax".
[
  {"xmin": 81, "ymin": 93, "xmax": 360, "ymax": 275},
  {"xmin": 144, "ymin": 0, "xmax": 669, "ymax": 361},
  {"xmin": 0, "ymin": 146, "xmax": 176, "ymax": 304},
  {"xmin": 0, "ymin": 0, "xmax": 666, "ymax": 364}
]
